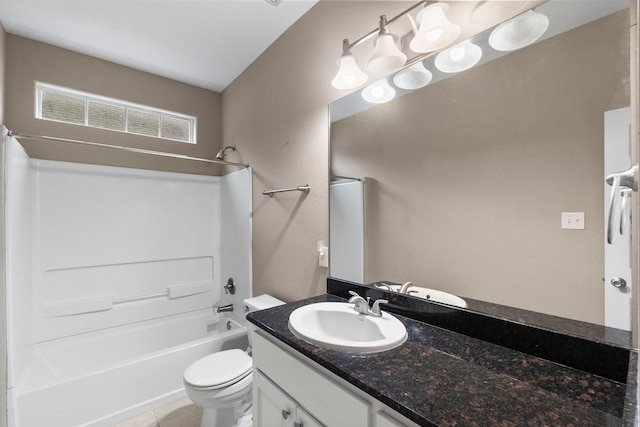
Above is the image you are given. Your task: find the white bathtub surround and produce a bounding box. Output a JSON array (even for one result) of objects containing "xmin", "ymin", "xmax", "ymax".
[
  {"xmin": 10, "ymin": 313, "xmax": 247, "ymax": 427},
  {"xmin": 2, "ymin": 131, "xmax": 253, "ymax": 427}
]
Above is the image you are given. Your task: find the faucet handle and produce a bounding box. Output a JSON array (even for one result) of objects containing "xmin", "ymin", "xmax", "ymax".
[
  {"xmin": 370, "ymin": 299, "xmax": 388, "ymax": 317},
  {"xmin": 348, "ymin": 290, "xmax": 360, "ymax": 303}
]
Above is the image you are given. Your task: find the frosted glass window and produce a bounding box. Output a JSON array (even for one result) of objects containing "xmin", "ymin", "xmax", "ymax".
[
  {"xmin": 36, "ymin": 84, "xmax": 196, "ymax": 143},
  {"xmin": 127, "ymin": 109, "xmax": 160, "ymax": 137},
  {"xmin": 161, "ymin": 116, "xmax": 191, "ymax": 142},
  {"xmin": 88, "ymin": 101, "xmax": 126, "ymax": 131},
  {"xmin": 41, "ymin": 91, "xmax": 86, "ymax": 125}
]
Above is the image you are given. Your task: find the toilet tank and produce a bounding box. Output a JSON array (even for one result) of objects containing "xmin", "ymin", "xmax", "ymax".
[{"xmin": 243, "ymin": 294, "xmax": 285, "ymax": 345}]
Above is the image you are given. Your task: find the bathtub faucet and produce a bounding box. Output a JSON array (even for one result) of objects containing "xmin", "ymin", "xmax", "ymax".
[{"xmin": 216, "ymin": 304, "xmax": 234, "ymax": 313}]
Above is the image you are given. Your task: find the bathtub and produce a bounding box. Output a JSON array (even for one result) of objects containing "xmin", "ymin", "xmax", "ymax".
[{"xmin": 8, "ymin": 310, "xmax": 249, "ymax": 427}]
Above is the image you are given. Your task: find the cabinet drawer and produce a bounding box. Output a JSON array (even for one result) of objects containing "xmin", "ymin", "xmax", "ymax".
[{"xmin": 253, "ymin": 332, "xmax": 370, "ymax": 427}]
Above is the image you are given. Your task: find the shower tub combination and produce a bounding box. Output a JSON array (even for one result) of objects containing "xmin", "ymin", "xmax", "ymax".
[
  {"xmin": 3, "ymin": 133, "xmax": 254, "ymax": 427},
  {"xmin": 10, "ymin": 311, "xmax": 249, "ymax": 427}
]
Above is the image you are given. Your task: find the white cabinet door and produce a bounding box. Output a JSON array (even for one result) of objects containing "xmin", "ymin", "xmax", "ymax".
[
  {"xmin": 295, "ymin": 407, "xmax": 323, "ymax": 427},
  {"xmin": 253, "ymin": 370, "xmax": 296, "ymax": 427},
  {"xmin": 253, "ymin": 333, "xmax": 370, "ymax": 427},
  {"xmin": 375, "ymin": 410, "xmax": 407, "ymax": 427},
  {"xmin": 254, "ymin": 370, "xmax": 325, "ymax": 427}
]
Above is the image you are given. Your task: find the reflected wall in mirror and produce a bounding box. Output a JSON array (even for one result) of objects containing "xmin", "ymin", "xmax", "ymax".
[{"xmin": 329, "ymin": 0, "xmax": 631, "ymax": 329}]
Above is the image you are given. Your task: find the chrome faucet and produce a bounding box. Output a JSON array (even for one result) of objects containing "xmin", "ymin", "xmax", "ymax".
[
  {"xmin": 370, "ymin": 299, "xmax": 389, "ymax": 317},
  {"xmin": 348, "ymin": 291, "xmax": 370, "ymax": 314},
  {"xmin": 398, "ymin": 282, "xmax": 414, "ymax": 294},
  {"xmin": 216, "ymin": 304, "xmax": 234, "ymax": 313},
  {"xmin": 373, "ymin": 282, "xmax": 394, "ymax": 291},
  {"xmin": 348, "ymin": 291, "xmax": 388, "ymax": 317}
]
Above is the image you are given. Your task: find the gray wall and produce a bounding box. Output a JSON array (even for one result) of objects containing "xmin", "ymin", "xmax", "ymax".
[{"xmin": 4, "ymin": 35, "xmax": 223, "ymax": 176}]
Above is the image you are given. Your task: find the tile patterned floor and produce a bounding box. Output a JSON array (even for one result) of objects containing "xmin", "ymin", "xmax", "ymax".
[{"xmin": 110, "ymin": 397, "xmax": 203, "ymax": 427}]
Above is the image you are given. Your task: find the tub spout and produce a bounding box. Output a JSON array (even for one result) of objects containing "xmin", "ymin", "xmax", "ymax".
[{"xmin": 216, "ymin": 304, "xmax": 234, "ymax": 313}]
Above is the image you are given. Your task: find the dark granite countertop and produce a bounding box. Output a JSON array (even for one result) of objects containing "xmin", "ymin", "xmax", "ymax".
[{"xmin": 248, "ymin": 294, "xmax": 636, "ymax": 427}]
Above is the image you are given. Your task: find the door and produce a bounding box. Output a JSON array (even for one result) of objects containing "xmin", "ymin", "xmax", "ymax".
[
  {"xmin": 604, "ymin": 107, "xmax": 633, "ymax": 331},
  {"xmin": 329, "ymin": 178, "xmax": 365, "ymax": 282}
]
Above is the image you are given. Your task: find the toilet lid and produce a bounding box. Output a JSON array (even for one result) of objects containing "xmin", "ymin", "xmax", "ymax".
[{"xmin": 184, "ymin": 349, "xmax": 252, "ymax": 389}]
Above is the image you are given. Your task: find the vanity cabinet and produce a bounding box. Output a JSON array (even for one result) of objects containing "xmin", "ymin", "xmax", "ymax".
[
  {"xmin": 251, "ymin": 331, "xmax": 419, "ymax": 427},
  {"xmin": 374, "ymin": 411, "xmax": 407, "ymax": 427},
  {"xmin": 253, "ymin": 370, "xmax": 322, "ymax": 427}
]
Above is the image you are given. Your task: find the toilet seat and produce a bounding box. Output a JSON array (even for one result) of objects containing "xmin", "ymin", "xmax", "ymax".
[{"xmin": 184, "ymin": 349, "xmax": 252, "ymax": 390}]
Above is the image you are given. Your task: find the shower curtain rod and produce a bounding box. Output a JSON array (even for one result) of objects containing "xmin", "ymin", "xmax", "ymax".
[{"xmin": 8, "ymin": 131, "xmax": 250, "ymax": 168}]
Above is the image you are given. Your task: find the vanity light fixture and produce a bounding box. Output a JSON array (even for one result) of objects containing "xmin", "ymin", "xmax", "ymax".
[
  {"xmin": 434, "ymin": 39, "xmax": 483, "ymax": 73},
  {"xmin": 361, "ymin": 78, "xmax": 396, "ymax": 104},
  {"xmin": 393, "ymin": 61, "xmax": 433, "ymax": 90},
  {"xmin": 331, "ymin": 39, "xmax": 369, "ymax": 90},
  {"xmin": 489, "ymin": 10, "xmax": 549, "ymax": 52},
  {"xmin": 367, "ymin": 15, "xmax": 407, "ymax": 75},
  {"xmin": 330, "ymin": 0, "xmax": 433, "ymax": 90},
  {"xmin": 409, "ymin": 2, "xmax": 460, "ymax": 53}
]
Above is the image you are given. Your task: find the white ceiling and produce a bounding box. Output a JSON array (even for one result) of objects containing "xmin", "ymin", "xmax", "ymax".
[{"xmin": 0, "ymin": 0, "xmax": 318, "ymax": 92}]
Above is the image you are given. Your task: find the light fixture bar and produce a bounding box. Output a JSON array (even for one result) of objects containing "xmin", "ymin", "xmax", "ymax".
[{"xmin": 345, "ymin": 0, "xmax": 432, "ymax": 51}]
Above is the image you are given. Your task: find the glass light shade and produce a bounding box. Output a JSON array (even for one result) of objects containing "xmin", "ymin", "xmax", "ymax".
[
  {"xmin": 361, "ymin": 79, "xmax": 396, "ymax": 104},
  {"xmin": 489, "ymin": 10, "xmax": 549, "ymax": 52},
  {"xmin": 409, "ymin": 3, "xmax": 460, "ymax": 53},
  {"xmin": 331, "ymin": 54, "xmax": 368, "ymax": 89},
  {"xmin": 367, "ymin": 33, "xmax": 407, "ymax": 75},
  {"xmin": 434, "ymin": 40, "xmax": 483, "ymax": 73},
  {"xmin": 393, "ymin": 62, "xmax": 433, "ymax": 90}
]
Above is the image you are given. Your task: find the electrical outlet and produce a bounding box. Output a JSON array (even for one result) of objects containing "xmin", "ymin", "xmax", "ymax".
[{"xmin": 561, "ymin": 212, "xmax": 585, "ymax": 229}]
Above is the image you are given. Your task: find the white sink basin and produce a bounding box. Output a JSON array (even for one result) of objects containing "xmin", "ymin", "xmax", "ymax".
[
  {"xmin": 390, "ymin": 285, "xmax": 467, "ymax": 308},
  {"xmin": 288, "ymin": 302, "xmax": 407, "ymax": 353}
]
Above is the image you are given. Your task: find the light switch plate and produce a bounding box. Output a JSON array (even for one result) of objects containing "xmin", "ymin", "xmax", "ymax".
[{"xmin": 561, "ymin": 212, "xmax": 585, "ymax": 229}]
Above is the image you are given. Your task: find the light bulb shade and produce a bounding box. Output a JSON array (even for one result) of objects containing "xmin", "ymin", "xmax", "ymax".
[
  {"xmin": 361, "ymin": 79, "xmax": 396, "ymax": 104},
  {"xmin": 367, "ymin": 34, "xmax": 407, "ymax": 75},
  {"xmin": 434, "ymin": 40, "xmax": 483, "ymax": 73},
  {"xmin": 409, "ymin": 3, "xmax": 460, "ymax": 53},
  {"xmin": 393, "ymin": 62, "xmax": 433, "ymax": 90},
  {"xmin": 489, "ymin": 10, "xmax": 549, "ymax": 52},
  {"xmin": 331, "ymin": 54, "xmax": 368, "ymax": 89}
]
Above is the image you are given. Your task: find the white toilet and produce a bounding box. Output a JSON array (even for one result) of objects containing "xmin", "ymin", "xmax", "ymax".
[{"xmin": 183, "ymin": 294, "xmax": 284, "ymax": 427}]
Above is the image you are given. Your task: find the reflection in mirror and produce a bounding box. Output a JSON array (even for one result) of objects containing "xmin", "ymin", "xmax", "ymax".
[{"xmin": 329, "ymin": 0, "xmax": 632, "ymax": 338}]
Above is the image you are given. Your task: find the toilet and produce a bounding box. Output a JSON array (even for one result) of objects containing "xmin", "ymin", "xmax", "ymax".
[{"xmin": 183, "ymin": 294, "xmax": 285, "ymax": 427}]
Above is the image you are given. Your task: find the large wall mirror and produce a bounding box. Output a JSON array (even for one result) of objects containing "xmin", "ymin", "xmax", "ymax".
[{"xmin": 329, "ymin": 0, "xmax": 633, "ymax": 337}]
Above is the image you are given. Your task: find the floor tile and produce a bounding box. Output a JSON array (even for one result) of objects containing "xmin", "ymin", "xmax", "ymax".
[
  {"xmin": 155, "ymin": 397, "xmax": 202, "ymax": 427},
  {"xmin": 110, "ymin": 410, "xmax": 158, "ymax": 427}
]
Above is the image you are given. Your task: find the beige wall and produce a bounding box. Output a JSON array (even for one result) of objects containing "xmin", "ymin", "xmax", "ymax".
[
  {"xmin": 4, "ymin": 35, "xmax": 223, "ymax": 176},
  {"xmin": 222, "ymin": 2, "xmax": 412, "ymax": 302},
  {"xmin": 222, "ymin": 0, "xmax": 636, "ymax": 318},
  {"xmin": 330, "ymin": 11, "xmax": 629, "ymax": 324}
]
